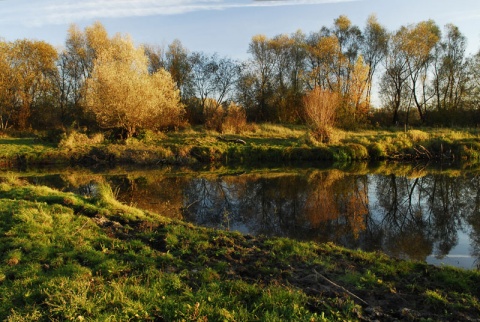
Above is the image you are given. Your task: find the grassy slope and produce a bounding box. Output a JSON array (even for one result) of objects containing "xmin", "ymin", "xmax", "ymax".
[
  {"xmin": 2, "ymin": 125, "xmax": 480, "ymax": 167},
  {"xmin": 0, "ymin": 179, "xmax": 479, "ymax": 321}
]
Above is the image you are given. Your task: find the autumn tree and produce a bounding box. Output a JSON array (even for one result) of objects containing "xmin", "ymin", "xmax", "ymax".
[
  {"xmin": 85, "ymin": 27, "xmax": 183, "ymax": 138},
  {"xmin": 362, "ymin": 14, "xmax": 388, "ymax": 108},
  {"xmin": 165, "ymin": 39, "xmax": 192, "ymax": 101},
  {"xmin": 402, "ymin": 20, "xmax": 441, "ymax": 123},
  {"xmin": 238, "ymin": 32, "xmax": 308, "ymax": 123},
  {"xmin": 268, "ymin": 31, "xmax": 307, "ymax": 122},
  {"xmin": 5, "ymin": 40, "xmax": 58, "ymax": 129},
  {"xmin": 380, "ymin": 21, "xmax": 441, "ymax": 125},
  {"xmin": 56, "ymin": 25, "xmax": 90, "ymax": 125},
  {"xmin": 305, "ymin": 16, "xmax": 369, "ymax": 128},
  {"xmin": 0, "ymin": 40, "xmax": 14, "ymax": 129},
  {"xmin": 432, "ymin": 24, "xmax": 469, "ymax": 111},
  {"xmin": 466, "ymin": 50, "xmax": 480, "ymax": 109},
  {"xmin": 380, "ymin": 29, "xmax": 411, "ymax": 125},
  {"xmin": 143, "ymin": 44, "xmax": 166, "ymax": 74}
]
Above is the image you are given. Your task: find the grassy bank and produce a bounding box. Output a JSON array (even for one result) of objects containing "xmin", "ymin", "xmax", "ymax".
[
  {"xmin": 2, "ymin": 125, "xmax": 480, "ymax": 167},
  {"xmin": 0, "ymin": 178, "xmax": 479, "ymax": 321}
]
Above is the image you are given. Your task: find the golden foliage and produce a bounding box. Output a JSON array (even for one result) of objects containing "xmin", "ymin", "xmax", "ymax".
[
  {"xmin": 222, "ymin": 102, "xmax": 247, "ymax": 134},
  {"xmin": 84, "ymin": 24, "xmax": 183, "ymax": 137},
  {"xmin": 304, "ymin": 87, "xmax": 339, "ymax": 143}
]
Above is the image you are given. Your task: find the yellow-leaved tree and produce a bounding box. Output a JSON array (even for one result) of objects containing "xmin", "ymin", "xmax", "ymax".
[{"xmin": 85, "ymin": 24, "xmax": 183, "ymax": 138}]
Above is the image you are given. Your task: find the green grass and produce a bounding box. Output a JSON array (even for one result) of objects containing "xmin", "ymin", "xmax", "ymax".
[
  {"xmin": 0, "ymin": 179, "xmax": 479, "ymax": 321},
  {"xmin": 2, "ymin": 126, "xmax": 480, "ymax": 167}
]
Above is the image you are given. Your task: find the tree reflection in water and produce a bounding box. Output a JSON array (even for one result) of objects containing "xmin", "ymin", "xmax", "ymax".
[
  {"xmin": 24, "ymin": 168, "xmax": 480, "ymax": 269},
  {"xmin": 179, "ymin": 170, "xmax": 480, "ymax": 269}
]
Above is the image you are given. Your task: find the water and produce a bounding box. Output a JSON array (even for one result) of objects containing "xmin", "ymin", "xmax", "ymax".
[{"xmin": 9, "ymin": 164, "xmax": 480, "ymax": 270}]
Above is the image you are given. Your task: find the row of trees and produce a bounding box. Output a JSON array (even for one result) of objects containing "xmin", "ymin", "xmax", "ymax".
[
  {"xmin": 0, "ymin": 23, "xmax": 183, "ymax": 137},
  {"xmin": 0, "ymin": 16, "xmax": 479, "ymax": 138}
]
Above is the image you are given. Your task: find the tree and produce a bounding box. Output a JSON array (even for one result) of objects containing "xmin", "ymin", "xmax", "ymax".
[
  {"xmin": 348, "ymin": 55, "xmax": 370, "ymax": 123},
  {"xmin": 57, "ymin": 26, "xmax": 87, "ymax": 126},
  {"xmin": 306, "ymin": 32, "xmax": 340, "ymax": 92},
  {"xmin": 243, "ymin": 34, "xmax": 277, "ymax": 122},
  {"xmin": 143, "ymin": 44, "xmax": 166, "ymax": 74},
  {"xmin": 165, "ymin": 39, "xmax": 192, "ymax": 101},
  {"xmin": 432, "ymin": 24, "xmax": 469, "ymax": 111},
  {"xmin": 8, "ymin": 39, "xmax": 58, "ymax": 129},
  {"xmin": 380, "ymin": 30, "xmax": 410, "ymax": 125},
  {"xmin": 187, "ymin": 52, "xmax": 239, "ymax": 124},
  {"xmin": 85, "ymin": 28, "xmax": 183, "ymax": 138},
  {"xmin": 0, "ymin": 40, "xmax": 15, "ymax": 129},
  {"xmin": 401, "ymin": 20, "xmax": 441, "ymax": 123},
  {"xmin": 362, "ymin": 14, "xmax": 388, "ymax": 108},
  {"xmin": 305, "ymin": 16, "xmax": 367, "ymax": 128},
  {"xmin": 466, "ymin": 50, "xmax": 480, "ymax": 109}
]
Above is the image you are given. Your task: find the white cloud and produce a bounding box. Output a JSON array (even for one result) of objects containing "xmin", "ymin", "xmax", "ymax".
[{"xmin": 0, "ymin": 0, "xmax": 358, "ymax": 27}]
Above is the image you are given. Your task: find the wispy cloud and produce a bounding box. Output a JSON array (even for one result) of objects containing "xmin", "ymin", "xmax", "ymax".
[{"xmin": 0, "ymin": 0, "xmax": 358, "ymax": 27}]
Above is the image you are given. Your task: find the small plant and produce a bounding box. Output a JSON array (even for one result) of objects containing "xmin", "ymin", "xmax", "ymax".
[
  {"xmin": 425, "ymin": 289, "xmax": 449, "ymax": 308},
  {"xmin": 221, "ymin": 209, "xmax": 231, "ymax": 231}
]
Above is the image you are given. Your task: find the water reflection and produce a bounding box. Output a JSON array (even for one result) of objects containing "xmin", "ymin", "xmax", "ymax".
[{"xmin": 15, "ymin": 166, "xmax": 480, "ymax": 270}]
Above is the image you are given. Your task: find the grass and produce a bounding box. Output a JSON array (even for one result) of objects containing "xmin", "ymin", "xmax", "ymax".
[
  {"xmin": 0, "ymin": 179, "xmax": 479, "ymax": 321},
  {"xmin": 2, "ymin": 125, "xmax": 480, "ymax": 167}
]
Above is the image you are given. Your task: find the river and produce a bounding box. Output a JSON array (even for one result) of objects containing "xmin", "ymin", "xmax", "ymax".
[{"xmin": 7, "ymin": 162, "xmax": 480, "ymax": 270}]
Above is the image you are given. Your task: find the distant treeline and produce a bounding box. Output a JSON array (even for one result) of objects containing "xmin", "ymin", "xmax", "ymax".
[{"xmin": 0, "ymin": 15, "xmax": 479, "ymax": 136}]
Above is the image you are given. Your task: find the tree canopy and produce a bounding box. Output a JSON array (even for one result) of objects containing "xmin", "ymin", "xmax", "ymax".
[
  {"xmin": 0, "ymin": 16, "xmax": 478, "ymax": 133},
  {"xmin": 84, "ymin": 25, "xmax": 182, "ymax": 137}
]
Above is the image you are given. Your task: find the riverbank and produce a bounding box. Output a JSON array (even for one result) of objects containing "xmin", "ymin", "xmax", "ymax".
[
  {"xmin": 2, "ymin": 125, "xmax": 480, "ymax": 168},
  {"xmin": 0, "ymin": 178, "xmax": 479, "ymax": 321}
]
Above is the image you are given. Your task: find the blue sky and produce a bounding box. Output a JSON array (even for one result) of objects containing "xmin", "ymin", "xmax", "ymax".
[{"xmin": 0, "ymin": 0, "xmax": 479, "ymax": 59}]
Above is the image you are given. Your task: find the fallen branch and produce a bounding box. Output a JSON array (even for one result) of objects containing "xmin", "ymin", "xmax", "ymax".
[
  {"xmin": 216, "ymin": 136, "xmax": 246, "ymax": 145},
  {"xmin": 414, "ymin": 145, "xmax": 432, "ymax": 160},
  {"xmin": 313, "ymin": 269, "xmax": 369, "ymax": 306}
]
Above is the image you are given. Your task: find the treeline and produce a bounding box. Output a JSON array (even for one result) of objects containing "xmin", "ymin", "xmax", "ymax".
[{"xmin": 0, "ymin": 15, "xmax": 479, "ymax": 138}]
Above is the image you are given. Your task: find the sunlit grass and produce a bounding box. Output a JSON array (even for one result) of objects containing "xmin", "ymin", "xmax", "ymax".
[{"xmin": 2, "ymin": 124, "xmax": 480, "ymax": 167}]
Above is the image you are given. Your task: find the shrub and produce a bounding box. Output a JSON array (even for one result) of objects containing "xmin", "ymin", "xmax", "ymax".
[
  {"xmin": 222, "ymin": 103, "xmax": 247, "ymax": 134},
  {"xmin": 58, "ymin": 131, "xmax": 104, "ymax": 149},
  {"xmin": 407, "ymin": 130, "xmax": 429, "ymax": 142},
  {"xmin": 204, "ymin": 99, "xmax": 225, "ymax": 132},
  {"xmin": 304, "ymin": 88, "xmax": 339, "ymax": 143}
]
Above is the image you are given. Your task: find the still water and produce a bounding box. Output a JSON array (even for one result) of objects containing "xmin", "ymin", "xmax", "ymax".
[{"xmin": 13, "ymin": 164, "xmax": 480, "ymax": 270}]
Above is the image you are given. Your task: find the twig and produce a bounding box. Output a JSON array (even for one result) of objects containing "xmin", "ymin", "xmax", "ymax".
[
  {"xmin": 313, "ymin": 269, "xmax": 369, "ymax": 306},
  {"xmin": 72, "ymin": 220, "xmax": 90, "ymax": 236}
]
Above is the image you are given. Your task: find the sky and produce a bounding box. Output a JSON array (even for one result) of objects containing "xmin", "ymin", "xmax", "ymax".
[{"xmin": 0, "ymin": 0, "xmax": 479, "ymax": 60}]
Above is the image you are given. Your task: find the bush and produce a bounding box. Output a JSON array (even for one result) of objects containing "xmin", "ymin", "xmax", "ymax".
[
  {"xmin": 222, "ymin": 103, "xmax": 247, "ymax": 134},
  {"xmin": 58, "ymin": 130, "xmax": 104, "ymax": 149},
  {"xmin": 407, "ymin": 130, "xmax": 429, "ymax": 142},
  {"xmin": 204, "ymin": 99, "xmax": 225, "ymax": 132},
  {"xmin": 304, "ymin": 88, "xmax": 339, "ymax": 143}
]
